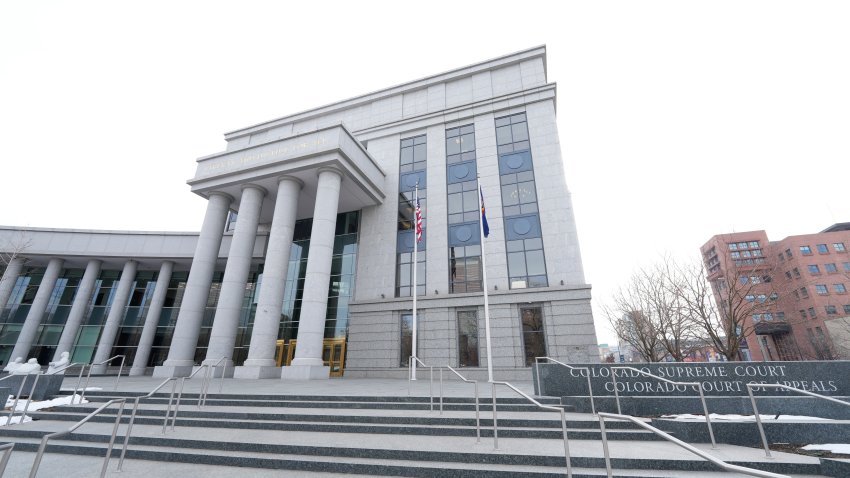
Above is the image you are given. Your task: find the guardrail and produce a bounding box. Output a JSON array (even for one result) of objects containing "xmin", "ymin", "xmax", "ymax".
[
  {"xmin": 597, "ymin": 412, "xmax": 789, "ymax": 478},
  {"xmin": 438, "ymin": 366, "xmax": 480, "ymax": 442},
  {"xmin": 534, "ymin": 357, "xmax": 596, "ymax": 415},
  {"xmin": 611, "ymin": 366, "xmax": 716, "ymax": 448},
  {"xmin": 746, "ymin": 382, "xmax": 850, "ymax": 458},
  {"xmin": 80, "ymin": 355, "xmax": 126, "ymax": 403},
  {"xmin": 28, "ymin": 398, "xmax": 127, "ymax": 478},
  {"xmin": 117, "ymin": 377, "xmax": 181, "ymax": 471},
  {"xmin": 0, "ymin": 442, "xmax": 13, "ymax": 476},
  {"xmin": 491, "ymin": 381, "xmax": 572, "ymax": 478},
  {"xmin": 407, "ymin": 356, "xmax": 434, "ymax": 411}
]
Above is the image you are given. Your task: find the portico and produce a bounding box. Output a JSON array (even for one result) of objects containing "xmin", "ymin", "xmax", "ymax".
[{"xmin": 153, "ymin": 125, "xmax": 384, "ymax": 379}]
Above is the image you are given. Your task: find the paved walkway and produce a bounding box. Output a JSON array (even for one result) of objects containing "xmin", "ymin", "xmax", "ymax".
[{"xmin": 61, "ymin": 375, "xmax": 537, "ymax": 398}]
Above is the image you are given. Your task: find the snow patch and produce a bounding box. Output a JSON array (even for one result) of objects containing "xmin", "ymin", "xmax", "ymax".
[
  {"xmin": 802, "ymin": 443, "xmax": 850, "ymax": 454},
  {"xmin": 662, "ymin": 413, "xmax": 833, "ymax": 422},
  {"xmin": 5, "ymin": 394, "xmax": 88, "ymax": 411}
]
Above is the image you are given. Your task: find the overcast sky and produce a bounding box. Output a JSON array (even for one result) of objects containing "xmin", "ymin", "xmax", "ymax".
[{"xmin": 2, "ymin": 1, "xmax": 848, "ymax": 345}]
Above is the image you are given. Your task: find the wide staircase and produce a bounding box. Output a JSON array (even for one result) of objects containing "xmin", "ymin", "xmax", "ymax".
[{"xmin": 0, "ymin": 377, "xmax": 833, "ymax": 477}]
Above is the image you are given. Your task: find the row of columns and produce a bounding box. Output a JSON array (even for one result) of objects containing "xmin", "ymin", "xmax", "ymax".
[
  {"xmin": 0, "ymin": 256, "xmax": 173, "ymax": 375},
  {"xmin": 0, "ymin": 168, "xmax": 344, "ymax": 379},
  {"xmin": 156, "ymin": 168, "xmax": 343, "ymax": 379}
]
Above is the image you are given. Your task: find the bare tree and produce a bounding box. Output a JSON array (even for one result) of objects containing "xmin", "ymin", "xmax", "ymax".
[
  {"xmin": 0, "ymin": 230, "xmax": 31, "ymax": 271},
  {"xmin": 604, "ymin": 270, "xmax": 667, "ymax": 362},
  {"xmin": 675, "ymin": 257, "xmax": 782, "ymax": 361}
]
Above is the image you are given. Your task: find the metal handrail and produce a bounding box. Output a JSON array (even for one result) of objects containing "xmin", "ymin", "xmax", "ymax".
[
  {"xmin": 80, "ymin": 355, "xmax": 126, "ymax": 403},
  {"xmin": 491, "ymin": 381, "xmax": 572, "ymax": 478},
  {"xmin": 611, "ymin": 365, "xmax": 716, "ymax": 448},
  {"xmin": 438, "ymin": 366, "xmax": 481, "ymax": 442},
  {"xmin": 29, "ymin": 398, "xmax": 127, "ymax": 478},
  {"xmin": 199, "ymin": 357, "xmax": 229, "ymax": 407},
  {"xmin": 535, "ymin": 357, "xmax": 596, "ymax": 416},
  {"xmin": 171, "ymin": 359, "xmax": 229, "ymax": 431},
  {"xmin": 0, "ymin": 442, "xmax": 14, "ymax": 476},
  {"xmin": 597, "ymin": 412, "xmax": 789, "ymax": 478},
  {"xmin": 118, "ymin": 377, "xmax": 181, "ymax": 471},
  {"xmin": 6, "ymin": 374, "xmax": 43, "ymax": 427},
  {"xmin": 746, "ymin": 382, "xmax": 850, "ymax": 458},
  {"xmin": 407, "ymin": 356, "xmax": 433, "ymax": 411},
  {"xmin": 46, "ymin": 362, "xmax": 88, "ymax": 405}
]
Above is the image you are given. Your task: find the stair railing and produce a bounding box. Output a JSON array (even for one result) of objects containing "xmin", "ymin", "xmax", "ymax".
[
  {"xmin": 611, "ymin": 365, "xmax": 716, "ymax": 448},
  {"xmin": 491, "ymin": 380, "xmax": 572, "ymax": 478},
  {"xmin": 46, "ymin": 362, "xmax": 88, "ymax": 405},
  {"xmin": 746, "ymin": 382, "xmax": 850, "ymax": 458},
  {"xmin": 407, "ymin": 356, "xmax": 433, "ymax": 411},
  {"xmin": 6, "ymin": 374, "xmax": 43, "ymax": 426},
  {"xmin": 28, "ymin": 398, "xmax": 127, "ymax": 478},
  {"xmin": 199, "ymin": 357, "xmax": 229, "ymax": 407},
  {"xmin": 438, "ymin": 366, "xmax": 480, "ymax": 442},
  {"xmin": 171, "ymin": 359, "xmax": 228, "ymax": 430},
  {"xmin": 534, "ymin": 357, "xmax": 596, "ymax": 415},
  {"xmin": 117, "ymin": 377, "xmax": 181, "ymax": 471},
  {"xmin": 0, "ymin": 442, "xmax": 14, "ymax": 476},
  {"xmin": 597, "ymin": 412, "xmax": 789, "ymax": 478},
  {"xmin": 80, "ymin": 355, "xmax": 126, "ymax": 403}
]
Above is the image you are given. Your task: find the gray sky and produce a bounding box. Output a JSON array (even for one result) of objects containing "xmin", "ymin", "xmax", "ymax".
[{"xmin": 2, "ymin": 1, "xmax": 848, "ymax": 345}]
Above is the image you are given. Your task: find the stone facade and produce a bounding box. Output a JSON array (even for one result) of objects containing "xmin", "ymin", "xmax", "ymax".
[{"xmin": 0, "ymin": 46, "xmax": 596, "ymax": 380}]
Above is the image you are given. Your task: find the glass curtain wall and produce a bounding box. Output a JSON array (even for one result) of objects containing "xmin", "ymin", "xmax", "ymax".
[{"xmin": 279, "ymin": 211, "xmax": 360, "ymax": 344}]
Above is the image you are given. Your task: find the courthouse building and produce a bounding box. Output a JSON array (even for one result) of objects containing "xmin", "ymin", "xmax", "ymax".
[{"xmin": 0, "ymin": 46, "xmax": 597, "ymax": 380}]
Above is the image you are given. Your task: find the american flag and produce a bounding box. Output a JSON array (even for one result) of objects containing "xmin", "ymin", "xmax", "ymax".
[{"xmin": 415, "ymin": 196, "xmax": 423, "ymax": 243}]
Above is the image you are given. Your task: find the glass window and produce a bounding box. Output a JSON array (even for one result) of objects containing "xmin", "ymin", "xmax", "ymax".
[
  {"xmin": 808, "ymin": 307, "xmax": 816, "ymax": 318},
  {"xmin": 800, "ymin": 310, "xmax": 807, "ymax": 319},
  {"xmin": 800, "ymin": 287, "xmax": 809, "ymax": 298},
  {"xmin": 808, "ymin": 265, "xmax": 821, "ymax": 275},
  {"xmin": 396, "ymin": 252, "xmax": 425, "ymax": 298},
  {"xmin": 748, "ymin": 241, "xmax": 760, "ymax": 248},
  {"xmin": 834, "ymin": 284, "xmax": 847, "ymax": 294},
  {"xmin": 815, "ymin": 284, "xmax": 829, "ymax": 295},
  {"xmin": 833, "ymin": 243, "xmax": 846, "ymax": 252},
  {"xmin": 826, "ymin": 305, "xmax": 837, "ymax": 315},
  {"xmin": 728, "ymin": 243, "xmax": 738, "ymax": 251},
  {"xmin": 793, "ymin": 268, "xmax": 801, "ymax": 278},
  {"xmin": 449, "ymin": 246, "xmax": 482, "ymax": 294},
  {"xmin": 457, "ymin": 310, "xmax": 479, "ymax": 367},
  {"xmin": 520, "ymin": 307, "xmax": 545, "ymax": 366},
  {"xmin": 800, "ymin": 245, "xmax": 812, "ymax": 255},
  {"xmin": 844, "ymin": 305, "xmax": 850, "ymax": 314},
  {"xmin": 785, "ymin": 249, "xmax": 793, "ymax": 259},
  {"xmin": 844, "ymin": 262, "xmax": 850, "ymax": 272},
  {"xmin": 816, "ymin": 244, "xmax": 829, "ymax": 254},
  {"xmin": 825, "ymin": 263, "xmax": 838, "ymax": 273}
]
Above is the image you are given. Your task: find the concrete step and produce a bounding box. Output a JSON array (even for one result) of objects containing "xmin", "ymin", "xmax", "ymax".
[{"xmin": 0, "ymin": 420, "xmax": 826, "ymax": 477}]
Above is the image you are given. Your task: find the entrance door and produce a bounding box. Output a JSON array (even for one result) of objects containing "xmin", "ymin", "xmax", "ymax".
[{"xmin": 276, "ymin": 338, "xmax": 346, "ymax": 377}]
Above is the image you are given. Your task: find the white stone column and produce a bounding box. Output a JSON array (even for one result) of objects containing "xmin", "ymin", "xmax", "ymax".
[
  {"xmin": 205, "ymin": 185, "xmax": 265, "ymax": 370},
  {"xmin": 129, "ymin": 261, "xmax": 173, "ymax": 376},
  {"xmin": 90, "ymin": 260, "xmax": 137, "ymax": 374},
  {"xmin": 53, "ymin": 259, "xmax": 101, "ymax": 362},
  {"xmin": 155, "ymin": 192, "xmax": 232, "ymax": 378},
  {"xmin": 236, "ymin": 177, "xmax": 302, "ymax": 379},
  {"xmin": 10, "ymin": 258, "xmax": 63, "ymax": 362},
  {"xmin": 0, "ymin": 257, "xmax": 25, "ymax": 313},
  {"xmin": 282, "ymin": 167, "xmax": 342, "ymax": 380}
]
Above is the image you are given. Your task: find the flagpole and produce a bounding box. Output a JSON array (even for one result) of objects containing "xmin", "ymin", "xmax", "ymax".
[
  {"xmin": 477, "ymin": 176, "xmax": 494, "ymax": 383},
  {"xmin": 411, "ymin": 183, "xmax": 419, "ymax": 381}
]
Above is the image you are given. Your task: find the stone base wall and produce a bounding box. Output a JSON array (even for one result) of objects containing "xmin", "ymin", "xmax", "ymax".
[{"xmin": 346, "ymin": 286, "xmax": 596, "ymax": 378}]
